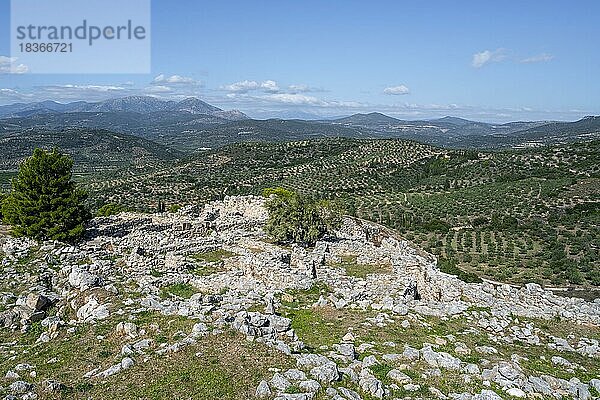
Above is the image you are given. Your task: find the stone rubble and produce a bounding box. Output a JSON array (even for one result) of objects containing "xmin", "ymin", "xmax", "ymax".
[{"xmin": 0, "ymin": 195, "xmax": 598, "ymax": 399}]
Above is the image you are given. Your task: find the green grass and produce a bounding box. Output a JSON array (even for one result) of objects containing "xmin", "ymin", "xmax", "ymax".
[
  {"xmin": 150, "ymin": 268, "xmax": 163, "ymax": 277},
  {"xmin": 285, "ymin": 385, "xmax": 303, "ymax": 394},
  {"xmin": 332, "ymin": 255, "xmax": 393, "ymax": 279},
  {"xmin": 160, "ymin": 283, "xmax": 199, "ymax": 299},
  {"xmin": 190, "ymin": 249, "xmax": 236, "ymax": 264},
  {"xmin": 282, "ymin": 307, "xmax": 355, "ymax": 350},
  {"xmin": 189, "ymin": 249, "xmax": 237, "ymax": 276},
  {"xmin": 0, "ymin": 310, "xmax": 293, "ymax": 400},
  {"xmin": 279, "ymin": 281, "xmax": 331, "ymax": 309},
  {"xmin": 190, "ymin": 263, "xmax": 226, "ymax": 277},
  {"xmin": 369, "ymin": 363, "xmax": 394, "ymax": 382}
]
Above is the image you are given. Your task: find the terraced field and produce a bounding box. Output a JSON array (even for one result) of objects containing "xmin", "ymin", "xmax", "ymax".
[{"xmin": 85, "ymin": 138, "xmax": 600, "ymax": 288}]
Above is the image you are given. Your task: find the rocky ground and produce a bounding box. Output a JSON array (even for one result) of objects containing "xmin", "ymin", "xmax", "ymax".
[{"xmin": 0, "ymin": 196, "xmax": 598, "ymax": 399}]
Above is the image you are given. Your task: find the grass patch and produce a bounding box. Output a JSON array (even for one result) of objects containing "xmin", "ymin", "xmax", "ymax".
[
  {"xmin": 285, "ymin": 385, "xmax": 303, "ymax": 394},
  {"xmin": 150, "ymin": 269, "xmax": 163, "ymax": 277},
  {"xmin": 190, "ymin": 249, "xmax": 236, "ymax": 264},
  {"xmin": 281, "ymin": 306, "xmax": 367, "ymax": 351},
  {"xmin": 92, "ymin": 332, "xmax": 293, "ymax": 400},
  {"xmin": 190, "ymin": 263, "xmax": 226, "ymax": 277},
  {"xmin": 160, "ymin": 283, "xmax": 199, "ymax": 299},
  {"xmin": 369, "ymin": 363, "xmax": 394, "ymax": 382},
  {"xmin": 279, "ymin": 282, "xmax": 330, "ymax": 309},
  {"xmin": 333, "ymin": 255, "xmax": 392, "ymax": 279},
  {"xmin": 0, "ymin": 312, "xmax": 291, "ymax": 400}
]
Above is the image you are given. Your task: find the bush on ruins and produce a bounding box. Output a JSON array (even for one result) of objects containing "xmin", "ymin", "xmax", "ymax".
[{"xmin": 263, "ymin": 187, "xmax": 342, "ymax": 247}]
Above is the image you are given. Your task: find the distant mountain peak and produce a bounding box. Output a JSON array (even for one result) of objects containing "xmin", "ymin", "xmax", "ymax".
[
  {"xmin": 336, "ymin": 112, "xmax": 400, "ymax": 124},
  {"xmin": 433, "ymin": 116, "xmax": 476, "ymax": 126},
  {"xmin": 174, "ymin": 97, "xmax": 221, "ymax": 113},
  {"xmin": 0, "ymin": 96, "xmax": 248, "ymax": 120}
]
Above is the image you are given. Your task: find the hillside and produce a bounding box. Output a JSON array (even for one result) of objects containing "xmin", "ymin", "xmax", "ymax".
[
  {"xmin": 0, "ymin": 127, "xmax": 182, "ymax": 176},
  {"xmin": 87, "ymin": 138, "xmax": 600, "ymax": 289}
]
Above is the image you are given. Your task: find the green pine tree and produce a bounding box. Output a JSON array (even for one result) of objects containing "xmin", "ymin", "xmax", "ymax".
[{"xmin": 1, "ymin": 148, "xmax": 91, "ymax": 242}]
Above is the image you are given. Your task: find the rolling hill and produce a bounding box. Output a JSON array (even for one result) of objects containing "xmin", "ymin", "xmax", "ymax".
[{"xmin": 0, "ymin": 127, "xmax": 182, "ymax": 174}]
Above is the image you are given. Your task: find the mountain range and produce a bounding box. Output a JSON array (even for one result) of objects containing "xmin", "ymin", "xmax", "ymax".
[
  {"xmin": 0, "ymin": 96, "xmax": 248, "ymax": 121},
  {"xmin": 0, "ymin": 96, "xmax": 599, "ymax": 152}
]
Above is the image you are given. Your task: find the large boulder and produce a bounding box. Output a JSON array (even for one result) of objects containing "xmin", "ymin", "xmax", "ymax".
[
  {"xmin": 77, "ymin": 297, "xmax": 109, "ymax": 322},
  {"xmin": 68, "ymin": 267, "xmax": 101, "ymax": 291}
]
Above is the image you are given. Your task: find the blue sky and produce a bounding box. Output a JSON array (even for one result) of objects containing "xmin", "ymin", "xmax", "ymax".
[{"xmin": 0, "ymin": 0, "xmax": 598, "ymax": 121}]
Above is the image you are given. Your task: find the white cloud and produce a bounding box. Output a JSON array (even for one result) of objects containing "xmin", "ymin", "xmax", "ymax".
[
  {"xmin": 144, "ymin": 85, "xmax": 173, "ymax": 94},
  {"xmin": 287, "ymin": 84, "xmax": 327, "ymax": 94},
  {"xmin": 383, "ymin": 85, "xmax": 410, "ymax": 95},
  {"xmin": 41, "ymin": 84, "xmax": 127, "ymax": 93},
  {"xmin": 0, "ymin": 56, "xmax": 29, "ymax": 74},
  {"xmin": 471, "ymin": 49, "xmax": 506, "ymax": 68},
  {"xmin": 262, "ymin": 93, "xmax": 324, "ymax": 105},
  {"xmin": 222, "ymin": 80, "xmax": 280, "ymax": 93},
  {"xmin": 152, "ymin": 74, "xmax": 198, "ymax": 85},
  {"xmin": 288, "ymin": 84, "xmax": 309, "ymax": 93},
  {"xmin": 223, "ymin": 80, "xmax": 259, "ymax": 93},
  {"xmin": 260, "ymin": 80, "xmax": 280, "ymax": 92},
  {"xmin": 520, "ymin": 53, "xmax": 554, "ymax": 63},
  {"xmin": 145, "ymin": 74, "xmax": 202, "ymax": 98},
  {"xmin": 32, "ymin": 84, "xmax": 131, "ymax": 101}
]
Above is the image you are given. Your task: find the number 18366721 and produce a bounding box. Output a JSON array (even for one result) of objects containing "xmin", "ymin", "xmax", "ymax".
[{"xmin": 19, "ymin": 42, "xmax": 73, "ymax": 52}]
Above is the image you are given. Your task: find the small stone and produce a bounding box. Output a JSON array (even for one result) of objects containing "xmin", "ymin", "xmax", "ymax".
[
  {"xmin": 362, "ymin": 355, "xmax": 378, "ymax": 368},
  {"xmin": 5, "ymin": 370, "xmax": 19, "ymax": 380},
  {"xmin": 255, "ymin": 380, "xmax": 271, "ymax": 398},
  {"xmin": 310, "ymin": 362, "xmax": 339, "ymax": 383},
  {"xmin": 387, "ymin": 369, "xmax": 412, "ymax": 384},
  {"xmin": 342, "ymin": 332, "xmax": 355, "ymax": 343},
  {"xmin": 121, "ymin": 357, "xmax": 135, "ymax": 370},
  {"xmin": 9, "ymin": 380, "xmax": 33, "ymax": 394},
  {"xmin": 506, "ymin": 388, "xmax": 526, "ymax": 398},
  {"xmin": 298, "ymin": 379, "xmax": 321, "ymax": 392},
  {"xmin": 283, "ymin": 369, "xmax": 306, "ymax": 381},
  {"xmin": 25, "ymin": 293, "xmax": 51, "ymax": 312},
  {"xmin": 404, "ymin": 383, "xmax": 421, "ymax": 392},
  {"xmin": 270, "ymin": 373, "xmax": 291, "ymax": 391},
  {"xmin": 40, "ymin": 379, "xmax": 66, "ymax": 393},
  {"xmin": 115, "ymin": 322, "xmax": 138, "ymax": 338}
]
